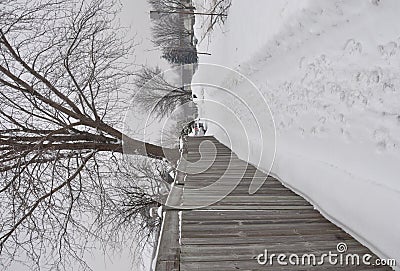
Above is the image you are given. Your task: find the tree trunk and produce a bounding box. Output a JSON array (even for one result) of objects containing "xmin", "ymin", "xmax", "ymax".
[{"xmin": 123, "ymin": 135, "xmax": 180, "ymax": 162}]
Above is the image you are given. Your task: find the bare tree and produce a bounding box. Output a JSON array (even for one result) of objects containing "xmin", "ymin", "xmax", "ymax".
[
  {"xmin": 98, "ymin": 156, "xmax": 173, "ymax": 265},
  {"xmin": 0, "ymin": 1, "xmax": 176, "ymax": 160},
  {"xmin": 134, "ymin": 66, "xmax": 192, "ymax": 119},
  {"xmin": 195, "ymin": 0, "xmax": 231, "ymax": 43},
  {"xmin": 0, "ymin": 0, "xmax": 178, "ymax": 269},
  {"xmin": 151, "ymin": 14, "xmax": 193, "ymax": 49},
  {"xmin": 148, "ymin": 0, "xmax": 194, "ymax": 13}
]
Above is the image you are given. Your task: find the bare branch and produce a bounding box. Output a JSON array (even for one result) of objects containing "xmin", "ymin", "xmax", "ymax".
[
  {"xmin": 134, "ymin": 66, "xmax": 192, "ymax": 119},
  {"xmin": 0, "ymin": 1, "xmax": 180, "ymax": 269}
]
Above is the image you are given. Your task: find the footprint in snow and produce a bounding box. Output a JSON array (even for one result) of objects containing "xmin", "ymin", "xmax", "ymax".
[
  {"xmin": 310, "ymin": 125, "xmax": 326, "ymax": 135},
  {"xmin": 340, "ymin": 127, "xmax": 351, "ymax": 138},
  {"xmin": 373, "ymin": 128, "xmax": 390, "ymax": 152},
  {"xmin": 336, "ymin": 113, "xmax": 346, "ymax": 124},
  {"xmin": 368, "ymin": 69, "xmax": 381, "ymax": 84},
  {"xmin": 299, "ymin": 57, "xmax": 306, "ymax": 69},
  {"xmin": 378, "ymin": 41, "xmax": 397, "ymax": 59},
  {"xmin": 382, "ymin": 82, "xmax": 396, "ymax": 93},
  {"xmin": 371, "ymin": 0, "xmax": 381, "ymax": 6},
  {"xmin": 343, "ymin": 39, "xmax": 363, "ymax": 56}
]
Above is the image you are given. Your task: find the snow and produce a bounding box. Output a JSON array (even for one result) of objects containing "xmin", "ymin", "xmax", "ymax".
[{"xmin": 193, "ymin": 0, "xmax": 400, "ymax": 269}]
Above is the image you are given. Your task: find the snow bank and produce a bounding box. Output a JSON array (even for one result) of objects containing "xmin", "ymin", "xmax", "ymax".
[{"xmin": 193, "ymin": 0, "xmax": 400, "ymax": 269}]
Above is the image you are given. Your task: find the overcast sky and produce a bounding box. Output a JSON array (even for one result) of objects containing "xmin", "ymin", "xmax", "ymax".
[
  {"xmin": 119, "ymin": 0, "xmax": 167, "ymax": 68},
  {"xmin": 85, "ymin": 2, "xmax": 159, "ymax": 269}
]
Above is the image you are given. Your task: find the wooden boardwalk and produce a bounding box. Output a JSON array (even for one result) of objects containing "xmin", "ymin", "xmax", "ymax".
[{"xmin": 155, "ymin": 136, "xmax": 391, "ymax": 271}]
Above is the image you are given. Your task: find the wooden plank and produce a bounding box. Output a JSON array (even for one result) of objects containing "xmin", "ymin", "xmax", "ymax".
[
  {"xmin": 181, "ymin": 247, "xmax": 374, "ymax": 262},
  {"xmin": 181, "ymin": 232, "xmax": 355, "ymax": 245},
  {"xmin": 182, "ymin": 209, "xmax": 322, "ymax": 220},
  {"xmin": 183, "ymin": 195, "xmax": 307, "ymax": 201},
  {"xmin": 180, "ymin": 204, "xmax": 315, "ymax": 210},
  {"xmin": 181, "ymin": 224, "xmax": 344, "ymax": 238},
  {"xmin": 183, "ymin": 200, "xmax": 312, "ymax": 207},
  {"xmin": 180, "ymin": 258, "xmax": 390, "ymax": 271}
]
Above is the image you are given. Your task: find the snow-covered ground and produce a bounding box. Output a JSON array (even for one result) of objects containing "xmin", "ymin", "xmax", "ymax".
[{"xmin": 193, "ymin": 0, "xmax": 400, "ymax": 269}]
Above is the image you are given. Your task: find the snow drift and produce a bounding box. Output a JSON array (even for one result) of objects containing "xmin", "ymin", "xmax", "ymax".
[{"xmin": 193, "ymin": 0, "xmax": 400, "ymax": 269}]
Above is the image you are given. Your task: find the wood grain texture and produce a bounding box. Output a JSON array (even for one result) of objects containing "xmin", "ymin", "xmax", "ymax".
[{"xmin": 155, "ymin": 136, "xmax": 392, "ymax": 271}]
